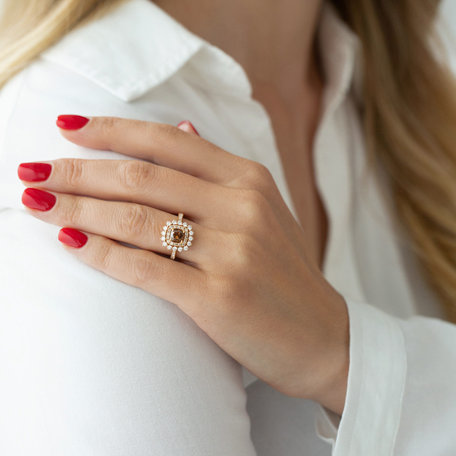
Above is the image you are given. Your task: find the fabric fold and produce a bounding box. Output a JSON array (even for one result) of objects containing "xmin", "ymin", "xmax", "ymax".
[{"xmin": 314, "ymin": 297, "xmax": 407, "ymax": 455}]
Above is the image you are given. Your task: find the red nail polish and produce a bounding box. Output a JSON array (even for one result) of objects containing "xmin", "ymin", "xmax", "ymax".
[
  {"xmin": 177, "ymin": 120, "xmax": 200, "ymax": 136},
  {"xmin": 58, "ymin": 227, "xmax": 88, "ymax": 248},
  {"xmin": 56, "ymin": 115, "xmax": 89, "ymax": 130},
  {"xmin": 17, "ymin": 162, "xmax": 52, "ymax": 182},
  {"xmin": 22, "ymin": 188, "xmax": 56, "ymax": 211}
]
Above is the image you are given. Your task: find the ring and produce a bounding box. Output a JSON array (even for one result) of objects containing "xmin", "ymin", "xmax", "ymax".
[{"xmin": 161, "ymin": 213, "xmax": 194, "ymax": 260}]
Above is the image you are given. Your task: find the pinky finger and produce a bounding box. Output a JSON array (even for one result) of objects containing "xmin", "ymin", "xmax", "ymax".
[{"xmin": 57, "ymin": 227, "xmax": 206, "ymax": 309}]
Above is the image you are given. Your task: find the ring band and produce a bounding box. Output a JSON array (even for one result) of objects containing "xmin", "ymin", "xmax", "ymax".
[{"xmin": 161, "ymin": 213, "xmax": 194, "ymax": 260}]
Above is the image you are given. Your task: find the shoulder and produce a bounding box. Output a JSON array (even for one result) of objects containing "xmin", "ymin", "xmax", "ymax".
[
  {"xmin": 0, "ymin": 55, "xmax": 144, "ymax": 210},
  {"xmin": 0, "ymin": 0, "xmax": 204, "ymax": 209}
]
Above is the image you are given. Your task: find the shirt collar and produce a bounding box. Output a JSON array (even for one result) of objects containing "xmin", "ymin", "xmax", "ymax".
[
  {"xmin": 42, "ymin": 0, "xmax": 362, "ymax": 105},
  {"xmin": 42, "ymin": 0, "xmax": 205, "ymax": 102},
  {"xmin": 317, "ymin": 2, "xmax": 363, "ymax": 117}
]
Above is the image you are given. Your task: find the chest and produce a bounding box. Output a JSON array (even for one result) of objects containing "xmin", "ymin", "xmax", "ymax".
[
  {"xmin": 273, "ymin": 129, "xmax": 329, "ymax": 271},
  {"xmin": 252, "ymin": 83, "xmax": 329, "ymax": 270}
]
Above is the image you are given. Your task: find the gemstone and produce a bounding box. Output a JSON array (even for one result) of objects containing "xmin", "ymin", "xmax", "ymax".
[{"xmin": 171, "ymin": 227, "xmax": 185, "ymax": 243}]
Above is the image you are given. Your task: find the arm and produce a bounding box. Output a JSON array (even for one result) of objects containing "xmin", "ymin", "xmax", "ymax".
[{"xmin": 0, "ymin": 63, "xmax": 258, "ymax": 456}]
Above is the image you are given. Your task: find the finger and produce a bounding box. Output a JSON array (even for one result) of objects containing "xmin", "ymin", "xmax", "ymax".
[
  {"xmin": 177, "ymin": 120, "xmax": 200, "ymax": 136},
  {"xmin": 56, "ymin": 115, "xmax": 246, "ymax": 184},
  {"xmin": 17, "ymin": 158, "xmax": 230, "ymax": 223},
  {"xmin": 21, "ymin": 187, "xmax": 208, "ymax": 266},
  {"xmin": 58, "ymin": 228, "xmax": 207, "ymax": 315}
]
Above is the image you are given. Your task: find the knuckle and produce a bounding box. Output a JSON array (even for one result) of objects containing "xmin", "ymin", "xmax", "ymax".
[
  {"xmin": 131, "ymin": 255, "xmax": 158, "ymax": 287},
  {"xmin": 62, "ymin": 158, "xmax": 84, "ymax": 187},
  {"xmin": 117, "ymin": 204, "xmax": 152, "ymax": 238},
  {"xmin": 242, "ymin": 161, "xmax": 274, "ymax": 191},
  {"xmin": 222, "ymin": 232, "xmax": 257, "ymax": 272},
  {"xmin": 64, "ymin": 197, "xmax": 84, "ymax": 225},
  {"xmin": 155, "ymin": 123, "xmax": 182, "ymax": 140},
  {"xmin": 237, "ymin": 188, "xmax": 270, "ymax": 224},
  {"xmin": 250, "ymin": 161, "xmax": 273, "ymax": 182},
  {"xmin": 92, "ymin": 241, "xmax": 114, "ymax": 272},
  {"xmin": 120, "ymin": 160, "xmax": 154, "ymax": 191},
  {"xmin": 215, "ymin": 237, "xmax": 260, "ymax": 310},
  {"xmin": 212, "ymin": 274, "xmax": 251, "ymax": 314},
  {"xmin": 234, "ymin": 232, "xmax": 258, "ymax": 266}
]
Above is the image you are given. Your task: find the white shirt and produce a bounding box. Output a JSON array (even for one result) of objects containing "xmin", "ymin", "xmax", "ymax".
[{"xmin": 0, "ymin": 1, "xmax": 455, "ymax": 455}]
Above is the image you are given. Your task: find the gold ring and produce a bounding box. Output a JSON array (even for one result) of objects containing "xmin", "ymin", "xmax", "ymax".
[{"xmin": 161, "ymin": 213, "xmax": 194, "ymax": 260}]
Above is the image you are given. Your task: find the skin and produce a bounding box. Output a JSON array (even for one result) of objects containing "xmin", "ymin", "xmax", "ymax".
[
  {"xmin": 18, "ymin": 118, "xmax": 349, "ymax": 416},
  {"xmin": 18, "ymin": 0, "xmax": 350, "ymax": 415},
  {"xmin": 155, "ymin": 0, "xmax": 328, "ymax": 268}
]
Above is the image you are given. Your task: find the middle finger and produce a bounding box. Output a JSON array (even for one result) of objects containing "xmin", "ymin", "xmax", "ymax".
[
  {"xmin": 21, "ymin": 187, "xmax": 212, "ymax": 266},
  {"xmin": 18, "ymin": 158, "xmax": 230, "ymax": 224}
]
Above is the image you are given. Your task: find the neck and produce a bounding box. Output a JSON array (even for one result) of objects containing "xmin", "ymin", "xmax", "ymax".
[{"xmin": 153, "ymin": 0, "xmax": 324, "ymax": 104}]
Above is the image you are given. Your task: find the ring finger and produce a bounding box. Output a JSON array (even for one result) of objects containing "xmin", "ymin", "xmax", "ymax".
[{"xmin": 21, "ymin": 187, "xmax": 210, "ymax": 266}]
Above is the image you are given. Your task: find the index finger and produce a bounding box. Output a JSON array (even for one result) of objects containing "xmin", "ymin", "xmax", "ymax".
[{"xmin": 56, "ymin": 115, "xmax": 245, "ymax": 184}]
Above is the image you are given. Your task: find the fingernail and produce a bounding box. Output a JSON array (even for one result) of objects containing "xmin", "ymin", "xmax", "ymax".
[
  {"xmin": 17, "ymin": 162, "xmax": 52, "ymax": 182},
  {"xmin": 58, "ymin": 227, "xmax": 88, "ymax": 248},
  {"xmin": 56, "ymin": 115, "xmax": 90, "ymax": 130},
  {"xmin": 22, "ymin": 188, "xmax": 56, "ymax": 211},
  {"xmin": 177, "ymin": 120, "xmax": 200, "ymax": 136}
]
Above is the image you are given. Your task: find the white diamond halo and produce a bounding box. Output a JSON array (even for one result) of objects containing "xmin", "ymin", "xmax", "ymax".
[{"xmin": 160, "ymin": 213, "xmax": 193, "ymax": 260}]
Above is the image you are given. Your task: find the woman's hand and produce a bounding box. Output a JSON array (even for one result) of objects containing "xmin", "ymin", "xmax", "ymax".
[{"xmin": 17, "ymin": 115, "xmax": 349, "ymax": 415}]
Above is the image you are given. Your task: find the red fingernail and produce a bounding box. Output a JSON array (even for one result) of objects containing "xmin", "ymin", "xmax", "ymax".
[
  {"xmin": 56, "ymin": 115, "xmax": 89, "ymax": 130},
  {"xmin": 22, "ymin": 188, "xmax": 56, "ymax": 211},
  {"xmin": 58, "ymin": 227, "xmax": 88, "ymax": 248},
  {"xmin": 177, "ymin": 120, "xmax": 200, "ymax": 136},
  {"xmin": 17, "ymin": 162, "xmax": 52, "ymax": 182}
]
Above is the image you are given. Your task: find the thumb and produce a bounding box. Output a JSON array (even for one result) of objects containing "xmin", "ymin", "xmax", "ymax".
[{"xmin": 177, "ymin": 120, "xmax": 200, "ymax": 136}]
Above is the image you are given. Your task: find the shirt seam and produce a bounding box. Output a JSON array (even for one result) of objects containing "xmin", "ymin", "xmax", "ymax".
[{"xmin": 389, "ymin": 323, "xmax": 407, "ymax": 454}]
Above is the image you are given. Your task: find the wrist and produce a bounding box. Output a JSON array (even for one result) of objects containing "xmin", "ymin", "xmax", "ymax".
[{"xmin": 310, "ymin": 291, "xmax": 350, "ymax": 416}]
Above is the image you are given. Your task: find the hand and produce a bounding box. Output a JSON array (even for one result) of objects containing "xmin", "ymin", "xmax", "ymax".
[{"xmin": 17, "ymin": 115, "xmax": 349, "ymax": 415}]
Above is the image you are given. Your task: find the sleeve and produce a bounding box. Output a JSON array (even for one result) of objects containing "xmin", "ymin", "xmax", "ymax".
[
  {"xmin": 0, "ymin": 61, "xmax": 258, "ymax": 456},
  {"xmin": 314, "ymin": 296, "xmax": 456, "ymax": 455}
]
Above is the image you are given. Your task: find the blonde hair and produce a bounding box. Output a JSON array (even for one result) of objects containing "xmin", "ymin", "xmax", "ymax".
[
  {"xmin": 0, "ymin": 0, "xmax": 127, "ymax": 86},
  {"xmin": 332, "ymin": 0, "xmax": 456, "ymax": 323},
  {"xmin": 1, "ymin": 0, "xmax": 456, "ymax": 322}
]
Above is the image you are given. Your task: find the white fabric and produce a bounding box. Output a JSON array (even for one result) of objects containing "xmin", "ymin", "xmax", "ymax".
[{"xmin": 0, "ymin": 0, "xmax": 455, "ymax": 454}]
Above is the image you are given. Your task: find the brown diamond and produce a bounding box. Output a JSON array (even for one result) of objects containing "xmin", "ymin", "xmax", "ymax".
[{"xmin": 171, "ymin": 228, "xmax": 185, "ymax": 243}]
